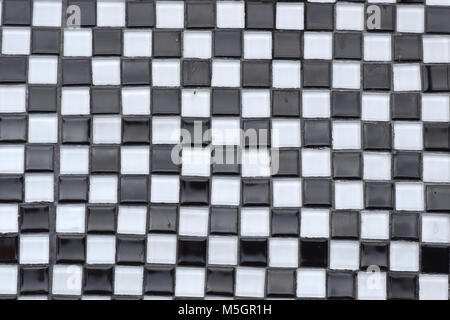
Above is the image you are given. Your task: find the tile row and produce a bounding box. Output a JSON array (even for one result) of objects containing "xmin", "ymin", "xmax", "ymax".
[
  {"xmin": 3, "ymin": 0, "xmax": 450, "ymax": 34},
  {"xmin": 0, "ymin": 175, "xmax": 449, "ymax": 211},
  {"xmin": 1, "ymin": 234, "xmax": 449, "ymax": 273},
  {"xmin": 2, "ymin": 57, "xmax": 450, "ymax": 91},
  {"xmin": 6, "ymin": 28, "xmax": 450, "ymax": 64},
  {"xmin": 2, "ymin": 144, "xmax": 450, "ymax": 181},
  {"xmin": 3, "ymin": 87, "xmax": 450, "ymax": 119},
  {"xmin": 0, "ymin": 116, "xmax": 449, "ymax": 151},
  {"xmin": 4, "ymin": 204, "xmax": 447, "ymax": 241},
  {"xmin": 0, "ymin": 265, "xmax": 448, "ymax": 299}
]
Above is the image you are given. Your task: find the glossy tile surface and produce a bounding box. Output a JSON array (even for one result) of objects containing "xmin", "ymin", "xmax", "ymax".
[{"xmin": 0, "ymin": 0, "xmax": 448, "ymax": 301}]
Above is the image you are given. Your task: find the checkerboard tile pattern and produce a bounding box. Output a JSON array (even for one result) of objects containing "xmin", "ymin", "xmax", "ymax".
[{"xmin": 0, "ymin": 0, "xmax": 449, "ymax": 300}]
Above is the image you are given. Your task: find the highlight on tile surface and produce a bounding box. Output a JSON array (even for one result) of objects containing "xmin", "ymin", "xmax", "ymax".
[{"xmin": 0, "ymin": 0, "xmax": 449, "ymax": 301}]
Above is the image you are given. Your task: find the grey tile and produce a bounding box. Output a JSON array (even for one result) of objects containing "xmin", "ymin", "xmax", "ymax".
[
  {"xmin": 0, "ymin": 116, "xmax": 27, "ymax": 142},
  {"xmin": 28, "ymin": 86, "xmax": 57, "ymax": 112},
  {"xmin": 426, "ymin": 185, "xmax": 450, "ymax": 212},
  {"xmin": 0, "ymin": 57, "xmax": 27, "ymax": 83},
  {"xmin": 126, "ymin": 1, "xmax": 155, "ymax": 27},
  {"xmin": 25, "ymin": 145, "xmax": 54, "ymax": 172}
]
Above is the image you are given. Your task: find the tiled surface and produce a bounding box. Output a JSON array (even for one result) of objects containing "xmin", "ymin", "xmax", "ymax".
[{"xmin": 0, "ymin": 0, "xmax": 449, "ymax": 300}]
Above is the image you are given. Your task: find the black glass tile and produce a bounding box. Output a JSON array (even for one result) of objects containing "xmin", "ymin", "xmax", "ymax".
[
  {"xmin": 83, "ymin": 266, "xmax": 113, "ymax": 294},
  {"xmin": 122, "ymin": 59, "xmax": 151, "ymax": 85},
  {"xmin": 210, "ymin": 207, "xmax": 238, "ymax": 235},
  {"xmin": 151, "ymin": 146, "xmax": 180, "ymax": 173},
  {"xmin": 153, "ymin": 31, "xmax": 181, "ymax": 57},
  {"xmin": 299, "ymin": 240, "xmax": 328, "ymax": 268},
  {"xmin": 243, "ymin": 119, "xmax": 270, "ymax": 148},
  {"xmin": 303, "ymin": 179, "xmax": 332, "ymax": 207},
  {"xmin": 120, "ymin": 176, "xmax": 148, "ymax": 203},
  {"xmin": 56, "ymin": 235, "xmax": 86, "ymax": 263},
  {"xmin": 61, "ymin": 117, "xmax": 90, "ymax": 144},
  {"xmin": 151, "ymin": 89, "xmax": 180, "ymax": 115},
  {"xmin": 327, "ymin": 272, "xmax": 355, "ymax": 299},
  {"xmin": 303, "ymin": 61, "xmax": 331, "ymax": 88},
  {"xmin": 303, "ymin": 120, "xmax": 331, "ymax": 147},
  {"xmin": 19, "ymin": 154, "xmax": 45, "ymax": 180},
  {"xmin": 20, "ymin": 267, "xmax": 49, "ymax": 294},
  {"xmin": 126, "ymin": 1, "xmax": 155, "ymax": 27},
  {"xmin": 186, "ymin": 1, "xmax": 215, "ymax": 29},
  {"xmin": 214, "ymin": 30, "xmax": 241, "ymax": 57},
  {"xmin": 393, "ymin": 152, "xmax": 421, "ymax": 180},
  {"xmin": 91, "ymin": 146, "xmax": 120, "ymax": 173},
  {"xmin": 149, "ymin": 205, "xmax": 177, "ymax": 233},
  {"xmin": 363, "ymin": 64, "xmax": 392, "ymax": 90},
  {"xmin": 240, "ymin": 238, "xmax": 267, "ymax": 267},
  {"xmin": 360, "ymin": 242, "xmax": 389, "ymax": 270},
  {"xmin": 426, "ymin": 6, "xmax": 450, "ymax": 33},
  {"xmin": 331, "ymin": 211, "xmax": 359, "ymax": 239},
  {"xmin": 3, "ymin": 0, "xmax": 31, "ymax": 25},
  {"xmin": 28, "ymin": 86, "xmax": 57, "ymax": 112},
  {"xmin": 242, "ymin": 61, "xmax": 271, "ymax": 88},
  {"xmin": 391, "ymin": 213, "xmax": 419, "ymax": 240},
  {"xmin": 87, "ymin": 206, "xmax": 116, "ymax": 233},
  {"xmin": 0, "ymin": 116, "xmax": 27, "ymax": 142},
  {"xmin": 116, "ymin": 236, "xmax": 146, "ymax": 265},
  {"xmin": 271, "ymin": 209, "xmax": 299, "ymax": 237},
  {"xmin": 274, "ymin": 150, "xmax": 300, "ymax": 177},
  {"xmin": 0, "ymin": 235, "xmax": 18, "ymax": 262},
  {"xmin": 422, "ymin": 65, "xmax": 448, "ymax": 92},
  {"xmin": 177, "ymin": 238, "xmax": 207, "ymax": 266},
  {"xmin": 426, "ymin": 185, "xmax": 450, "ymax": 212},
  {"xmin": 20, "ymin": 204, "xmax": 50, "ymax": 232},
  {"xmin": 68, "ymin": 0, "xmax": 96, "ymax": 26},
  {"xmin": 267, "ymin": 269, "xmax": 296, "ymax": 298},
  {"xmin": 368, "ymin": 4, "xmax": 395, "ymax": 31},
  {"xmin": 331, "ymin": 91, "xmax": 361, "ymax": 118},
  {"xmin": 388, "ymin": 273, "xmax": 417, "ymax": 300},
  {"xmin": 182, "ymin": 60, "xmax": 211, "ymax": 87},
  {"xmin": 61, "ymin": 58, "xmax": 92, "ymax": 85},
  {"xmin": 242, "ymin": 179, "xmax": 270, "ymax": 206},
  {"xmin": 363, "ymin": 122, "xmax": 392, "ymax": 150},
  {"xmin": 144, "ymin": 267, "xmax": 174, "ymax": 295},
  {"xmin": 182, "ymin": 119, "xmax": 211, "ymax": 146},
  {"xmin": 212, "ymin": 89, "xmax": 240, "ymax": 115},
  {"xmin": 180, "ymin": 178, "xmax": 209, "ymax": 205},
  {"xmin": 58, "ymin": 176, "xmax": 89, "ymax": 202},
  {"xmin": 206, "ymin": 267, "xmax": 234, "ymax": 296},
  {"xmin": 423, "ymin": 123, "xmax": 450, "ymax": 151},
  {"xmin": 0, "ymin": 57, "xmax": 26, "ymax": 82},
  {"xmin": 91, "ymin": 87, "xmax": 121, "ymax": 114},
  {"xmin": 333, "ymin": 152, "xmax": 362, "ymax": 179},
  {"xmin": 272, "ymin": 90, "xmax": 300, "ymax": 117},
  {"xmin": 212, "ymin": 146, "xmax": 240, "ymax": 175},
  {"xmin": 394, "ymin": 35, "xmax": 421, "ymax": 61},
  {"xmin": 334, "ymin": 33, "xmax": 362, "ymax": 60},
  {"xmin": 0, "ymin": 176, "xmax": 23, "ymax": 202},
  {"xmin": 93, "ymin": 29, "xmax": 122, "ymax": 56},
  {"xmin": 122, "ymin": 118, "xmax": 150, "ymax": 144},
  {"xmin": 305, "ymin": 3, "xmax": 334, "ymax": 31},
  {"xmin": 273, "ymin": 31, "xmax": 302, "ymax": 59},
  {"xmin": 246, "ymin": 2, "xmax": 274, "ymax": 29},
  {"xmin": 364, "ymin": 182, "xmax": 394, "ymax": 209},
  {"xmin": 391, "ymin": 93, "xmax": 420, "ymax": 120},
  {"xmin": 31, "ymin": 28, "xmax": 61, "ymax": 54},
  {"xmin": 421, "ymin": 245, "xmax": 449, "ymax": 274}
]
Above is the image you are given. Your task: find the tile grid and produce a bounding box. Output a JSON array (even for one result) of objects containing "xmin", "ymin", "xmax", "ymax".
[{"xmin": 0, "ymin": 0, "xmax": 448, "ymax": 300}]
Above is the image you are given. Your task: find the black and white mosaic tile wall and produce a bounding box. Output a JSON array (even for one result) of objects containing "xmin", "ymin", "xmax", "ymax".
[{"xmin": 0, "ymin": 0, "xmax": 449, "ymax": 300}]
